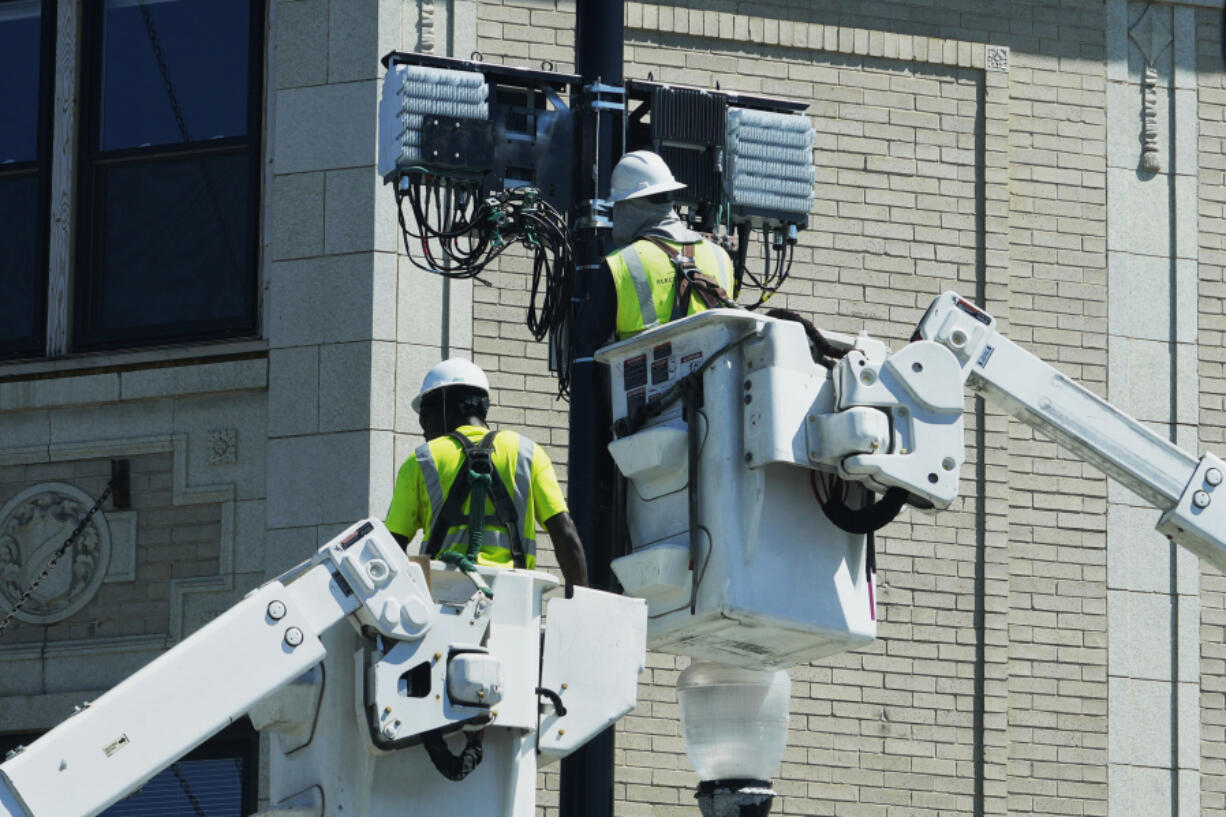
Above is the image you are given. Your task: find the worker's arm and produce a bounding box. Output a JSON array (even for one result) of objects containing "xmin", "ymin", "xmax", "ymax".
[
  {"xmin": 544, "ymin": 511, "xmax": 589, "ymax": 590},
  {"xmin": 386, "ymin": 455, "xmax": 425, "ymax": 552}
]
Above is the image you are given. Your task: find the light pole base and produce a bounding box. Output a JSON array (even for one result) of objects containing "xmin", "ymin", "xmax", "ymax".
[{"xmin": 695, "ymin": 779, "xmax": 776, "ymax": 817}]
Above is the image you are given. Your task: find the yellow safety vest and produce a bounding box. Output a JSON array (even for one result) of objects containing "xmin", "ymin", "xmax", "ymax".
[
  {"xmin": 606, "ymin": 238, "xmax": 734, "ymax": 340},
  {"xmin": 413, "ymin": 429, "xmax": 538, "ymax": 570}
]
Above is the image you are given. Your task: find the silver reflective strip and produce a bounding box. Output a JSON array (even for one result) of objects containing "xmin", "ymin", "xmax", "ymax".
[
  {"xmin": 439, "ymin": 528, "xmax": 536, "ymax": 558},
  {"xmin": 440, "ymin": 528, "xmax": 476, "ymax": 552},
  {"xmin": 622, "ymin": 245, "xmax": 659, "ymax": 330},
  {"xmin": 415, "ymin": 443, "xmax": 444, "ymax": 518},
  {"xmin": 513, "ymin": 437, "xmax": 535, "ymax": 550}
]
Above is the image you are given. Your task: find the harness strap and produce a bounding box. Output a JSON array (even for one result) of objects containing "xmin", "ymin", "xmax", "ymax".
[
  {"xmin": 423, "ymin": 431, "xmax": 528, "ymax": 570},
  {"xmin": 424, "ymin": 432, "xmax": 478, "ymax": 559},
  {"xmin": 474, "ymin": 431, "xmax": 528, "ymax": 569},
  {"xmin": 643, "ymin": 237, "xmax": 732, "ymax": 320},
  {"xmin": 669, "ymin": 243, "xmax": 700, "ymax": 322}
]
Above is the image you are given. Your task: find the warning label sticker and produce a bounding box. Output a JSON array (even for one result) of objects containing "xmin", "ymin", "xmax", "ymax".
[{"xmin": 680, "ymin": 351, "xmax": 703, "ymax": 374}]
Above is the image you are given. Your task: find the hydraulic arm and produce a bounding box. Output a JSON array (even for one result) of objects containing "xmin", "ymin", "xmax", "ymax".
[
  {"xmin": 0, "ymin": 520, "xmax": 646, "ymax": 817},
  {"xmin": 912, "ymin": 292, "xmax": 1226, "ymax": 572},
  {"xmin": 0, "ymin": 529, "xmax": 369, "ymax": 817}
]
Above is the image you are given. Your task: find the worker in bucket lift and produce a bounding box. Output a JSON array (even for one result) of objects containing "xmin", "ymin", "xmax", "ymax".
[
  {"xmin": 385, "ymin": 358, "xmax": 589, "ymax": 591},
  {"xmin": 588, "ymin": 150, "xmax": 737, "ymax": 343}
]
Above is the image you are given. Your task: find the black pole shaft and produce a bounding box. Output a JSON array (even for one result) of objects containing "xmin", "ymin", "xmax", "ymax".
[{"xmin": 562, "ymin": 0, "xmax": 622, "ymax": 815}]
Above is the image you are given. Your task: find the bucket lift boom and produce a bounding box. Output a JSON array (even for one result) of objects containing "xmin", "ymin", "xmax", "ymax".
[
  {"xmin": 910, "ymin": 292, "xmax": 1226, "ymax": 572},
  {"xmin": 0, "ymin": 520, "xmax": 646, "ymax": 817}
]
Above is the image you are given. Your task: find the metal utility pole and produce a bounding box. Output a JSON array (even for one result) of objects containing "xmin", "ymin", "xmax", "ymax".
[{"xmin": 562, "ymin": 0, "xmax": 623, "ymax": 813}]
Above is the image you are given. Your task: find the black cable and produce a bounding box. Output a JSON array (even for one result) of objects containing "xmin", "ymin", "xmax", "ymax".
[
  {"xmin": 732, "ymin": 222, "xmax": 751, "ymax": 299},
  {"xmin": 0, "ymin": 478, "xmax": 115, "ymax": 638},
  {"xmin": 422, "ymin": 728, "xmax": 484, "ymax": 781},
  {"xmin": 646, "ymin": 406, "xmax": 714, "ymax": 621},
  {"xmin": 170, "ymin": 763, "xmax": 208, "ymax": 817},
  {"xmin": 733, "ymin": 226, "xmax": 797, "ymax": 311},
  {"xmin": 535, "ymin": 686, "xmax": 568, "ymax": 717},
  {"xmin": 764, "ymin": 307, "xmax": 845, "ymax": 369},
  {"xmin": 809, "ymin": 470, "xmax": 908, "ymax": 535},
  {"xmin": 396, "ymin": 178, "xmax": 576, "ymax": 396}
]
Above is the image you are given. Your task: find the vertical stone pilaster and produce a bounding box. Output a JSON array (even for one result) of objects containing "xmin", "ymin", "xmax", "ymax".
[
  {"xmin": 264, "ymin": 0, "xmax": 446, "ymax": 562},
  {"xmin": 1105, "ymin": 3, "xmax": 1201, "ymax": 815},
  {"xmin": 262, "ymin": 0, "xmax": 482, "ymax": 559},
  {"xmin": 383, "ymin": 0, "xmax": 479, "ymax": 502}
]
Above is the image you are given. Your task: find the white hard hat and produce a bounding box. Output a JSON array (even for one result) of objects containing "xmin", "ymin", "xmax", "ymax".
[
  {"xmin": 608, "ymin": 150, "xmax": 686, "ymax": 204},
  {"xmin": 412, "ymin": 358, "xmax": 490, "ymax": 414}
]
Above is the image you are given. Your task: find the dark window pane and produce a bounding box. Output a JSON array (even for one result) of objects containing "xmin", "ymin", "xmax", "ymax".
[
  {"xmin": 0, "ymin": 172, "xmax": 44, "ymax": 354},
  {"xmin": 100, "ymin": 0, "xmax": 250, "ymax": 151},
  {"xmin": 102, "ymin": 757, "xmax": 245, "ymax": 817},
  {"xmin": 81, "ymin": 151, "xmax": 255, "ymax": 344},
  {"xmin": 0, "ymin": 0, "xmax": 42, "ymax": 164}
]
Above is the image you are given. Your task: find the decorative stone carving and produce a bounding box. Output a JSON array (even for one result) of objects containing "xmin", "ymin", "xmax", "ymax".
[
  {"xmin": 985, "ymin": 45, "xmax": 1009, "ymax": 73},
  {"xmin": 419, "ymin": 0, "xmax": 436, "ymax": 52},
  {"xmin": 207, "ymin": 428, "xmax": 238, "ymax": 466},
  {"xmin": 1141, "ymin": 67, "xmax": 1160, "ymax": 172},
  {"xmin": 1129, "ymin": 4, "xmax": 1171, "ymax": 173},
  {"xmin": 0, "ymin": 483, "xmax": 112, "ymax": 625}
]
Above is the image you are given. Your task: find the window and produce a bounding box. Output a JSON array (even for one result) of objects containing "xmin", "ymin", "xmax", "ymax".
[
  {"xmin": 0, "ymin": 720, "xmax": 258, "ymax": 817},
  {"xmin": 0, "ymin": 0, "xmax": 53, "ymax": 359},
  {"xmin": 73, "ymin": 0, "xmax": 264, "ymax": 351}
]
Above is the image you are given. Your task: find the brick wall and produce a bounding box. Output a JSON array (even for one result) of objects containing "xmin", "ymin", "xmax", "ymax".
[
  {"xmin": 0, "ymin": 454, "xmax": 221, "ymax": 645},
  {"xmin": 462, "ymin": 1, "xmax": 1223, "ymax": 815},
  {"xmin": 1199, "ymin": 4, "xmax": 1226, "ymax": 816},
  {"xmin": 1003, "ymin": 20, "xmax": 1110, "ymax": 817}
]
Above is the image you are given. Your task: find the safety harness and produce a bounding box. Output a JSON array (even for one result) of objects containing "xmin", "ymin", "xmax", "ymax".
[
  {"xmin": 642, "ymin": 236, "xmax": 737, "ymax": 319},
  {"xmin": 423, "ymin": 431, "xmax": 527, "ymax": 596}
]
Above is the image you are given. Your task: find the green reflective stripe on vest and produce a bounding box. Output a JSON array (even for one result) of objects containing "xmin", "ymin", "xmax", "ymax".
[
  {"xmin": 415, "ymin": 442, "xmax": 444, "ymax": 517},
  {"xmin": 621, "ymin": 245, "xmax": 659, "ymax": 331}
]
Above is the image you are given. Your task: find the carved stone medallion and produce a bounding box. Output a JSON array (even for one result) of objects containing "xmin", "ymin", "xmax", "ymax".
[
  {"xmin": 207, "ymin": 428, "xmax": 238, "ymax": 466},
  {"xmin": 0, "ymin": 483, "xmax": 112, "ymax": 625}
]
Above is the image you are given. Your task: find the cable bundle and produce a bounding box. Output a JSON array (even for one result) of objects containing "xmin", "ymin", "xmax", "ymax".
[
  {"xmin": 728, "ymin": 222, "xmax": 796, "ymax": 311},
  {"xmin": 396, "ymin": 176, "xmax": 575, "ymax": 396}
]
